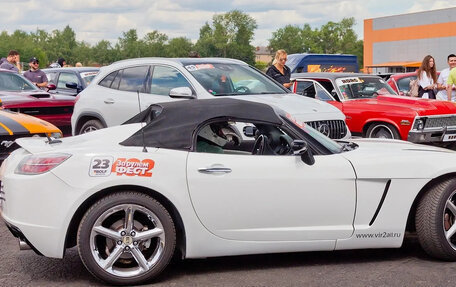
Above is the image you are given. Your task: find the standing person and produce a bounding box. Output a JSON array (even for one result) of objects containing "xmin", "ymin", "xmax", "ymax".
[
  {"xmin": 23, "ymin": 57, "xmax": 48, "ymax": 88},
  {"xmin": 447, "ymin": 66, "xmax": 456, "ymax": 100},
  {"xmin": 436, "ymin": 54, "xmax": 456, "ymax": 101},
  {"xmin": 417, "ymin": 55, "xmax": 437, "ymax": 99},
  {"xmin": 0, "ymin": 50, "xmax": 21, "ymax": 73},
  {"xmin": 266, "ymin": 49, "xmax": 292, "ymax": 89},
  {"xmin": 58, "ymin": 58, "xmax": 66, "ymax": 68}
]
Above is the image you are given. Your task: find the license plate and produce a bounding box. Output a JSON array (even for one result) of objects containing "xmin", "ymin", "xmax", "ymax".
[{"xmin": 443, "ymin": 134, "xmax": 456, "ymax": 142}]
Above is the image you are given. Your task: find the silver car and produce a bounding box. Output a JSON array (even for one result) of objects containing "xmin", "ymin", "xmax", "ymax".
[{"xmin": 71, "ymin": 58, "xmax": 350, "ymax": 139}]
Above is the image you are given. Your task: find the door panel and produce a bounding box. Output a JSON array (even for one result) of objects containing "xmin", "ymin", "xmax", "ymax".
[{"xmin": 187, "ymin": 153, "xmax": 356, "ymax": 241}]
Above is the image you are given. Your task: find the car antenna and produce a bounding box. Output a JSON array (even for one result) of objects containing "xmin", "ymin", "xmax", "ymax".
[{"xmin": 137, "ymin": 90, "xmax": 148, "ymax": 153}]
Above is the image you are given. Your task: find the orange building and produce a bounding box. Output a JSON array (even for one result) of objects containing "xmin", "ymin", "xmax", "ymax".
[{"xmin": 364, "ymin": 7, "xmax": 456, "ymax": 74}]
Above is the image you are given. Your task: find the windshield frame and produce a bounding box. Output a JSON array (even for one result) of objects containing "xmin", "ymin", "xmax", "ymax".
[{"xmin": 185, "ymin": 62, "xmax": 290, "ymax": 96}]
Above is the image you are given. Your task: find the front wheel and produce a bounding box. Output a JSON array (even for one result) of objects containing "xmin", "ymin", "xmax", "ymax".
[
  {"xmin": 77, "ymin": 192, "xmax": 176, "ymax": 285},
  {"xmin": 416, "ymin": 178, "xmax": 456, "ymax": 260},
  {"xmin": 366, "ymin": 123, "xmax": 400, "ymax": 139}
]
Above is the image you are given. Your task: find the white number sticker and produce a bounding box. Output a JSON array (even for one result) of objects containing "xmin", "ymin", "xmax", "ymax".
[{"xmin": 89, "ymin": 156, "xmax": 113, "ymax": 177}]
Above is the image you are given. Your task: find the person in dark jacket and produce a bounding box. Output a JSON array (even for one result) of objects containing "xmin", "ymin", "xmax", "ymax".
[
  {"xmin": 266, "ymin": 49, "xmax": 292, "ymax": 89},
  {"xmin": 57, "ymin": 57, "xmax": 66, "ymax": 67}
]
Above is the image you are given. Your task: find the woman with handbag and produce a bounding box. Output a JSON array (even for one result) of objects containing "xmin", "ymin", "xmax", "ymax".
[{"xmin": 417, "ymin": 55, "xmax": 438, "ymax": 99}]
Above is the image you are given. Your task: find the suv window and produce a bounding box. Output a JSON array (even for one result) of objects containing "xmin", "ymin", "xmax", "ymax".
[
  {"xmin": 99, "ymin": 71, "xmax": 118, "ymax": 88},
  {"xmin": 150, "ymin": 66, "xmax": 191, "ymax": 96},
  {"xmin": 118, "ymin": 66, "xmax": 150, "ymax": 93},
  {"xmin": 57, "ymin": 72, "xmax": 79, "ymax": 89}
]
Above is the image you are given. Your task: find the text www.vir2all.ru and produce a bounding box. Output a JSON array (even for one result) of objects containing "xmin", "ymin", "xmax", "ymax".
[{"xmin": 355, "ymin": 232, "xmax": 401, "ymax": 239}]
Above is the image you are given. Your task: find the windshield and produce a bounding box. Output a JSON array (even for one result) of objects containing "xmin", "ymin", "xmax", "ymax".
[
  {"xmin": 185, "ymin": 63, "xmax": 287, "ymax": 96},
  {"xmin": 336, "ymin": 76, "xmax": 397, "ymax": 100},
  {"xmin": 283, "ymin": 113, "xmax": 343, "ymax": 154},
  {"xmin": 0, "ymin": 72, "xmax": 37, "ymax": 91},
  {"xmin": 80, "ymin": 71, "xmax": 99, "ymax": 86}
]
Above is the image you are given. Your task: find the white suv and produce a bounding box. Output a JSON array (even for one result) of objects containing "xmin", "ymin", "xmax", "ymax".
[{"xmin": 72, "ymin": 58, "xmax": 350, "ymax": 139}]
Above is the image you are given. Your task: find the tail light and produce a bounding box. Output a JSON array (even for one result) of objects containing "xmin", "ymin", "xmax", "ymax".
[
  {"xmin": 15, "ymin": 153, "xmax": 71, "ymax": 175},
  {"xmin": 75, "ymin": 94, "xmax": 81, "ymax": 103}
]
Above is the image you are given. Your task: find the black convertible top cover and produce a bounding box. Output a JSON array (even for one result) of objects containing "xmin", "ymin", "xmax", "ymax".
[{"xmin": 120, "ymin": 98, "xmax": 283, "ymax": 150}]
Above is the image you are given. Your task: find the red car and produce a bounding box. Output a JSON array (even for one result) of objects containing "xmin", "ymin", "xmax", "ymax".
[
  {"xmin": 387, "ymin": 72, "xmax": 418, "ymax": 96},
  {"xmin": 291, "ymin": 72, "xmax": 456, "ymax": 145},
  {"xmin": 0, "ymin": 69, "xmax": 74, "ymax": 132}
]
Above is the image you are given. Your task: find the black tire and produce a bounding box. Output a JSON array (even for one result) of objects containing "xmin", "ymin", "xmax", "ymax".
[
  {"xmin": 79, "ymin": 119, "xmax": 104, "ymax": 134},
  {"xmin": 77, "ymin": 192, "xmax": 176, "ymax": 285},
  {"xmin": 416, "ymin": 178, "xmax": 456, "ymax": 261},
  {"xmin": 366, "ymin": 123, "xmax": 401, "ymax": 139}
]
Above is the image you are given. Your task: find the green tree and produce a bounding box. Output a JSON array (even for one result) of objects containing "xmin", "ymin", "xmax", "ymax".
[
  {"xmin": 117, "ymin": 29, "xmax": 143, "ymax": 58},
  {"xmin": 268, "ymin": 17, "xmax": 364, "ymax": 67},
  {"xmin": 195, "ymin": 23, "xmax": 217, "ymax": 57},
  {"xmin": 142, "ymin": 30, "xmax": 168, "ymax": 57},
  {"xmin": 166, "ymin": 37, "xmax": 193, "ymax": 57},
  {"xmin": 195, "ymin": 10, "xmax": 257, "ymax": 64},
  {"xmin": 92, "ymin": 40, "xmax": 118, "ymax": 65}
]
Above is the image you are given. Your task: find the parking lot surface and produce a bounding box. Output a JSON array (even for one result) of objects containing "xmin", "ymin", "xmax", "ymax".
[{"xmin": 2, "ymin": 217, "xmax": 456, "ymax": 287}]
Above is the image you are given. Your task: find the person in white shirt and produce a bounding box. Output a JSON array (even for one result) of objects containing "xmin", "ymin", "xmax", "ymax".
[
  {"xmin": 436, "ymin": 54, "xmax": 456, "ymax": 101},
  {"xmin": 417, "ymin": 55, "xmax": 437, "ymax": 99}
]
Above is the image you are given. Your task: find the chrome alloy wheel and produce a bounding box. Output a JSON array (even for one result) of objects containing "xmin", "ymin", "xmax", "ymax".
[
  {"xmin": 82, "ymin": 126, "xmax": 98, "ymax": 133},
  {"xmin": 443, "ymin": 190, "xmax": 456, "ymax": 250},
  {"xmin": 89, "ymin": 204, "xmax": 166, "ymax": 278}
]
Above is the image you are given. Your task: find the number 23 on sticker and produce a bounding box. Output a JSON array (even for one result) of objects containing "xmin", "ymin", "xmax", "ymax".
[{"xmin": 89, "ymin": 156, "xmax": 113, "ymax": 177}]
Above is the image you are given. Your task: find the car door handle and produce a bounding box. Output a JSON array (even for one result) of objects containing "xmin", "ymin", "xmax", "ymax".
[
  {"xmin": 104, "ymin": 99, "xmax": 115, "ymax": 104},
  {"xmin": 198, "ymin": 167, "xmax": 232, "ymax": 174}
]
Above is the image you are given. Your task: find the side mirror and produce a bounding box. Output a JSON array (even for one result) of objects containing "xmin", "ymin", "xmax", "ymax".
[
  {"xmin": 47, "ymin": 84, "xmax": 56, "ymax": 91},
  {"xmin": 243, "ymin": 125, "xmax": 257, "ymax": 137},
  {"xmin": 169, "ymin": 87, "xmax": 195, "ymax": 99},
  {"xmin": 291, "ymin": 140, "xmax": 315, "ymax": 165},
  {"xmin": 66, "ymin": 82, "xmax": 78, "ymax": 89}
]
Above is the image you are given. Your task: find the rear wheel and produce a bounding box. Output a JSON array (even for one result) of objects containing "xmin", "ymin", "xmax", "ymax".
[
  {"xmin": 79, "ymin": 119, "xmax": 104, "ymax": 134},
  {"xmin": 366, "ymin": 123, "xmax": 400, "ymax": 139},
  {"xmin": 416, "ymin": 178, "xmax": 456, "ymax": 260},
  {"xmin": 77, "ymin": 192, "xmax": 176, "ymax": 285}
]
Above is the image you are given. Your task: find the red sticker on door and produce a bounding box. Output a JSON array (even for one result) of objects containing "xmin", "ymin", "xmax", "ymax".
[{"xmin": 112, "ymin": 158, "xmax": 155, "ymax": 177}]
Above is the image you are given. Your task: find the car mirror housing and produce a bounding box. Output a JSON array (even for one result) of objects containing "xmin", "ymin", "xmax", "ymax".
[
  {"xmin": 243, "ymin": 126, "xmax": 257, "ymax": 137},
  {"xmin": 47, "ymin": 84, "xmax": 56, "ymax": 91},
  {"xmin": 169, "ymin": 87, "xmax": 195, "ymax": 99},
  {"xmin": 291, "ymin": 140, "xmax": 315, "ymax": 165}
]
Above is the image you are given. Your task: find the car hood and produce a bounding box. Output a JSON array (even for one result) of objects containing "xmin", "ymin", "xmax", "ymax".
[
  {"xmin": 351, "ymin": 95, "xmax": 456, "ymax": 115},
  {"xmin": 15, "ymin": 123, "xmax": 143, "ymax": 154},
  {"xmin": 341, "ymin": 138, "xmax": 456, "ymax": 179},
  {"xmin": 234, "ymin": 93, "xmax": 346, "ymax": 121},
  {"xmin": 0, "ymin": 110, "xmax": 61, "ymax": 136},
  {"xmin": 0, "ymin": 90, "xmax": 75, "ymax": 106}
]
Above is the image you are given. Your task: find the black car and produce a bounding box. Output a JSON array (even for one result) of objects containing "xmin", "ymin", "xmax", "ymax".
[{"xmin": 43, "ymin": 67, "xmax": 99, "ymax": 96}]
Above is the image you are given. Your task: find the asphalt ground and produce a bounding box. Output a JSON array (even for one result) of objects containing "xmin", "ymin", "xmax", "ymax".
[{"xmin": 2, "ymin": 217, "xmax": 456, "ymax": 287}]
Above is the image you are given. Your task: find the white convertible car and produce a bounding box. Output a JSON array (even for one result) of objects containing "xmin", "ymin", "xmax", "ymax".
[{"xmin": 1, "ymin": 98, "xmax": 456, "ymax": 285}]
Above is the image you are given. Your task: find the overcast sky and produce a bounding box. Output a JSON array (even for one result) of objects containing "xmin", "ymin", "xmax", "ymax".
[{"xmin": 1, "ymin": 0, "xmax": 454, "ymax": 47}]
